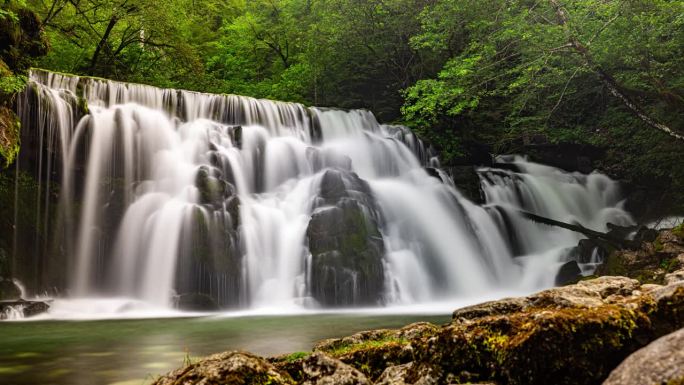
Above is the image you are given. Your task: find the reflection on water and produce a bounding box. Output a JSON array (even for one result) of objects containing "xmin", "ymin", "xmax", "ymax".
[{"xmin": 0, "ymin": 313, "xmax": 449, "ymax": 385}]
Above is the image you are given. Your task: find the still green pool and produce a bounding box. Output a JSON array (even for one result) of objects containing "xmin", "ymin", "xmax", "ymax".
[{"xmin": 0, "ymin": 313, "xmax": 449, "ymax": 385}]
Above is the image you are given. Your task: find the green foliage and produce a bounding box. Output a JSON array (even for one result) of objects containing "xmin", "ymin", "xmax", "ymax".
[
  {"xmin": 12, "ymin": 0, "xmax": 684, "ymax": 209},
  {"xmin": 0, "ymin": 0, "xmax": 27, "ymax": 22},
  {"xmin": 283, "ymin": 351, "xmax": 309, "ymax": 362},
  {"xmin": 0, "ymin": 74, "xmax": 26, "ymax": 95}
]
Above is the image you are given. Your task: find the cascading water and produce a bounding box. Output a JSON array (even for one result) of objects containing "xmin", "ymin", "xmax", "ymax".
[
  {"xmin": 478, "ymin": 156, "xmax": 634, "ymax": 287},
  {"xmin": 13, "ymin": 70, "xmax": 634, "ymax": 313}
]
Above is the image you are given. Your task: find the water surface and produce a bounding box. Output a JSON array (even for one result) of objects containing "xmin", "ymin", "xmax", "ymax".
[{"xmin": 0, "ymin": 313, "xmax": 449, "ymax": 385}]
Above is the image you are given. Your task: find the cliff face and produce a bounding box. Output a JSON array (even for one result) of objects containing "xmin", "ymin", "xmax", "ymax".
[
  {"xmin": 0, "ymin": 6, "xmax": 48, "ymax": 288},
  {"xmin": 0, "ymin": 6, "xmax": 48, "ymax": 166}
]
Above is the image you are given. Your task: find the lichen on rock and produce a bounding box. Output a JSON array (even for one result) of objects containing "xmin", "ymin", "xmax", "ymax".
[
  {"xmin": 596, "ymin": 228, "xmax": 684, "ymax": 284},
  {"xmin": 152, "ymin": 351, "xmax": 294, "ymax": 385},
  {"xmin": 154, "ymin": 271, "xmax": 684, "ymax": 385}
]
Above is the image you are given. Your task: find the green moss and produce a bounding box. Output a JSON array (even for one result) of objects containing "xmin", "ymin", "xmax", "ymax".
[
  {"xmin": 597, "ymin": 252, "xmax": 628, "ymax": 276},
  {"xmin": 282, "ymin": 351, "xmax": 309, "ymax": 362},
  {"xmin": 672, "ymin": 224, "xmax": 684, "ymax": 238},
  {"xmin": 654, "ymin": 239, "xmax": 664, "ymax": 252},
  {"xmin": 326, "ymin": 335, "xmax": 408, "ymax": 357},
  {"xmin": 431, "ymin": 302, "xmax": 648, "ymax": 385},
  {"xmin": 0, "ymin": 107, "xmax": 20, "ymax": 167},
  {"xmin": 77, "ymin": 96, "xmax": 89, "ymax": 115},
  {"xmin": 665, "ymin": 377, "xmax": 684, "ymax": 385}
]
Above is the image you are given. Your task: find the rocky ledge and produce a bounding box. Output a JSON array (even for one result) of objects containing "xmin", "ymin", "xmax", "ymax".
[{"xmin": 153, "ymin": 268, "xmax": 684, "ymax": 385}]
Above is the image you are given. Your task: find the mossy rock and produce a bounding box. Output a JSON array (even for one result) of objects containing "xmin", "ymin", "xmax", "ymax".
[
  {"xmin": 306, "ymin": 170, "xmax": 385, "ymax": 306},
  {"xmin": 157, "ymin": 277, "xmax": 684, "ymax": 385},
  {"xmin": 0, "ymin": 106, "xmax": 20, "ymax": 167},
  {"xmin": 312, "ymin": 322, "xmax": 438, "ymax": 381},
  {"xmin": 596, "ymin": 229, "xmax": 684, "ymax": 285},
  {"xmin": 152, "ymin": 351, "xmax": 294, "ymax": 385},
  {"xmin": 411, "ymin": 277, "xmax": 684, "ymax": 385}
]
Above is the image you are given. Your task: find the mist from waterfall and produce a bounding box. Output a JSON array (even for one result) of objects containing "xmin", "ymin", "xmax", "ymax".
[{"xmin": 14, "ymin": 70, "xmax": 634, "ymax": 314}]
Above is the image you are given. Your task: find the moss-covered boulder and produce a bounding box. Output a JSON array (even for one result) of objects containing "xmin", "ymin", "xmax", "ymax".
[
  {"xmin": 152, "ymin": 351, "xmax": 294, "ymax": 385},
  {"xmin": 307, "ymin": 169, "xmax": 385, "ymax": 306},
  {"xmin": 156, "ymin": 274, "xmax": 684, "ymax": 385},
  {"xmin": 596, "ymin": 228, "xmax": 684, "ymax": 284},
  {"xmin": 403, "ymin": 276, "xmax": 684, "ymax": 385},
  {"xmin": 311, "ymin": 322, "xmax": 438, "ymax": 381}
]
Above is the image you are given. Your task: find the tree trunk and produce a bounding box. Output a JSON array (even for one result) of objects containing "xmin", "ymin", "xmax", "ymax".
[
  {"xmin": 548, "ymin": 0, "xmax": 684, "ymax": 141},
  {"xmin": 517, "ymin": 209, "xmax": 631, "ymax": 248},
  {"xmin": 89, "ymin": 15, "xmax": 119, "ymax": 75}
]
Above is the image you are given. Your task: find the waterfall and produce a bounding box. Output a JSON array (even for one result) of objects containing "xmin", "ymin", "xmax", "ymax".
[{"xmin": 13, "ymin": 70, "xmax": 634, "ymax": 311}]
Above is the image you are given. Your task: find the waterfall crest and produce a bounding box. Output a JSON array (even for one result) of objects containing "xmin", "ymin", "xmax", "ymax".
[{"xmin": 14, "ymin": 69, "xmax": 633, "ymax": 310}]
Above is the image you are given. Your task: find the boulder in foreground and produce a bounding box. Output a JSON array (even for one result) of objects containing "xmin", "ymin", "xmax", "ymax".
[
  {"xmin": 155, "ymin": 271, "xmax": 684, "ymax": 385},
  {"xmin": 602, "ymin": 327, "xmax": 684, "ymax": 385}
]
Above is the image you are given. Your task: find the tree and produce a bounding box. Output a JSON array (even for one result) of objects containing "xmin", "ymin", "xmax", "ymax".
[{"xmin": 402, "ymin": 0, "xmax": 684, "ymax": 159}]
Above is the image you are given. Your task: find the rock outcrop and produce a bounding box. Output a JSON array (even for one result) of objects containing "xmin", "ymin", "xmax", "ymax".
[
  {"xmin": 602, "ymin": 327, "xmax": 684, "ymax": 385},
  {"xmin": 596, "ymin": 226, "xmax": 684, "ymax": 284},
  {"xmin": 153, "ymin": 351, "xmax": 295, "ymax": 385},
  {"xmin": 156, "ymin": 271, "xmax": 684, "ymax": 385},
  {"xmin": 306, "ymin": 169, "xmax": 385, "ymax": 306},
  {"xmin": 0, "ymin": 298, "xmax": 50, "ymax": 319}
]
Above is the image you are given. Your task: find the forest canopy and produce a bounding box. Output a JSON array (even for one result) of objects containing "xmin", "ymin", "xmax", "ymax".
[{"xmin": 4, "ymin": 0, "xmax": 684, "ymax": 207}]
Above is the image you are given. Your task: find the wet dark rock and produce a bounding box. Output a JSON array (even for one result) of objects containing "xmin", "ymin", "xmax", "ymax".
[
  {"xmin": 522, "ymin": 142, "xmax": 603, "ymax": 174},
  {"xmin": 195, "ymin": 166, "xmax": 233, "ymax": 207},
  {"xmin": 231, "ymin": 125, "xmax": 242, "ymax": 148},
  {"xmin": 555, "ymin": 260, "xmax": 582, "ymax": 285},
  {"xmin": 603, "ymin": 327, "xmax": 684, "ymax": 385},
  {"xmin": 225, "ymin": 195, "xmax": 241, "ymax": 231},
  {"xmin": 442, "ymin": 165, "xmax": 483, "ymax": 204},
  {"xmin": 424, "ymin": 167, "xmax": 441, "ymax": 181},
  {"xmin": 152, "ymin": 351, "xmax": 294, "ymax": 385},
  {"xmin": 633, "ymin": 226, "xmax": 659, "ymax": 244},
  {"xmin": 606, "ymin": 223, "xmax": 638, "ymax": 240},
  {"xmin": 575, "ymin": 238, "xmax": 610, "ymax": 264},
  {"xmin": 0, "ymin": 278, "xmax": 21, "ymax": 300},
  {"xmin": 307, "ymin": 201, "xmax": 384, "ymax": 306},
  {"xmin": 0, "ymin": 298, "xmax": 50, "ymax": 319},
  {"xmin": 176, "ymin": 204, "xmax": 243, "ymax": 308},
  {"xmin": 307, "ymin": 169, "xmax": 385, "ymax": 307},
  {"xmin": 175, "ymin": 292, "xmax": 219, "ymax": 311}
]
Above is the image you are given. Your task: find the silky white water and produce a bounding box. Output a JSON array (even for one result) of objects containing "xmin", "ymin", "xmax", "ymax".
[{"xmin": 13, "ymin": 70, "xmax": 634, "ymax": 316}]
